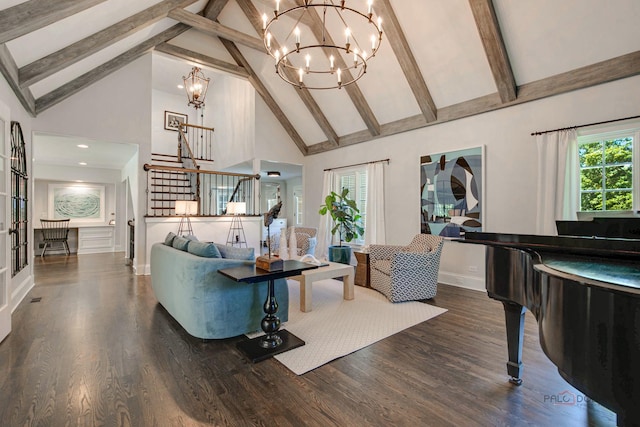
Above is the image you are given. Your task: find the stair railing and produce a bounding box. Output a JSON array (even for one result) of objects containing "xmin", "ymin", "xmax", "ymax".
[{"xmin": 143, "ymin": 163, "xmax": 260, "ymax": 217}]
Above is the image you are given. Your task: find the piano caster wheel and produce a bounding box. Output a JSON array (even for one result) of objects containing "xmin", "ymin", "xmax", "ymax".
[{"xmin": 509, "ymin": 377, "xmax": 523, "ymax": 386}]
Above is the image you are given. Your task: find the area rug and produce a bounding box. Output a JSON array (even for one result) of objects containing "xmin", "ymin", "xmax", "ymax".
[{"xmin": 250, "ymin": 278, "xmax": 447, "ymax": 375}]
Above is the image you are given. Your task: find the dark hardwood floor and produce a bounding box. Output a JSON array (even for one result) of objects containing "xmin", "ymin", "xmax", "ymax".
[{"xmin": 0, "ymin": 252, "xmax": 616, "ymax": 426}]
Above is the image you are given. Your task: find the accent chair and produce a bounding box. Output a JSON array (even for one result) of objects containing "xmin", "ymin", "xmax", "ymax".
[
  {"xmin": 269, "ymin": 226, "xmax": 318, "ymax": 257},
  {"xmin": 369, "ymin": 234, "xmax": 444, "ymax": 302}
]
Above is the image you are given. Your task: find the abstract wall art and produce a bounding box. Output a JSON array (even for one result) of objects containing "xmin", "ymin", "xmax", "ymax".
[
  {"xmin": 48, "ymin": 184, "xmax": 105, "ymax": 222},
  {"xmin": 420, "ymin": 146, "xmax": 484, "ymax": 237}
]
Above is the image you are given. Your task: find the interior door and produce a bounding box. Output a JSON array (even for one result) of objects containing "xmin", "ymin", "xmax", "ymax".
[{"xmin": 0, "ymin": 101, "xmax": 11, "ymax": 342}]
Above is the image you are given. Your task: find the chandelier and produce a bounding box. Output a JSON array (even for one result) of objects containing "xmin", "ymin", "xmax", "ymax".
[
  {"xmin": 183, "ymin": 66, "xmax": 210, "ymax": 109},
  {"xmin": 261, "ymin": 1, "xmax": 383, "ymax": 90}
]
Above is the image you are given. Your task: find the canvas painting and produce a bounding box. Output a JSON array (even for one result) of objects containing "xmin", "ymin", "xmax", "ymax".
[
  {"xmin": 49, "ymin": 184, "xmax": 105, "ymax": 222},
  {"xmin": 420, "ymin": 147, "xmax": 483, "ymax": 237}
]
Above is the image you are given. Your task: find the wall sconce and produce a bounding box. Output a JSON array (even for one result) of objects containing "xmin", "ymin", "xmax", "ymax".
[{"xmin": 175, "ymin": 200, "xmax": 198, "ymax": 236}]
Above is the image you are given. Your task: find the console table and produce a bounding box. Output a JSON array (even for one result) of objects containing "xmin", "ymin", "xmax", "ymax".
[{"xmin": 218, "ymin": 260, "xmax": 318, "ymax": 362}]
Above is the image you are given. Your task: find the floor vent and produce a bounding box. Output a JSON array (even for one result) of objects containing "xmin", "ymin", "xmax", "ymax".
[{"xmin": 30, "ymin": 297, "xmax": 42, "ymax": 303}]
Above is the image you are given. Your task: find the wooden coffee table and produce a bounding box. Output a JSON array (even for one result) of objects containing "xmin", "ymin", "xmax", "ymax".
[{"xmin": 289, "ymin": 261, "xmax": 355, "ymax": 312}]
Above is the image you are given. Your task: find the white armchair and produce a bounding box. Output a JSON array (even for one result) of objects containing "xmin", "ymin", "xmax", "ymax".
[{"xmin": 369, "ymin": 234, "xmax": 444, "ymax": 302}]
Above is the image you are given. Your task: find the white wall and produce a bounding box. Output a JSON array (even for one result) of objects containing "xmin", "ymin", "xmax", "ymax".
[
  {"xmin": 303, "ymin": 75, "xmax": 640, "ymax": 291},
  {"xmin": 32, "ymin": 54, "xmax": 153, "ymax": 273}
]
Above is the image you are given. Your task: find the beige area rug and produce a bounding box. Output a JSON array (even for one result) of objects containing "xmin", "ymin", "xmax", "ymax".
[{"xmin": 250, "ymin": 279, "xmax": 447, "ymax": 375}]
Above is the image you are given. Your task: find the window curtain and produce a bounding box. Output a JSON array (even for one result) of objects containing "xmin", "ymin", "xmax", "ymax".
[
  {"xmin": 535, "ymin": 129, "xmax": 579, "ymax": 235},
  {"xmin": 364, "ymin": 162, "xmax": 386, "ymax": 245},
  {"xmin": 316, "ymin": 170, "xmax": 336, "ymax": 260}
]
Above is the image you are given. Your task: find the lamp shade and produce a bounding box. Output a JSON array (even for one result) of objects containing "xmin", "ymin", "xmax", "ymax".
[
  {"xmin": 175, "ymin": 200, "xmax": 198, "ymax": 215},
  {"xmin": 227, "ymin": 202, "xmax": 246, "ymax": 215}
]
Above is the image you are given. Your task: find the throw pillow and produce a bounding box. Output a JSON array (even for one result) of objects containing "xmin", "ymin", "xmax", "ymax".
[
  {"xmin": 187, "ymin": 241, "xmax": 221, "ymax": 258},
  {"xmin": 213, "ymin": 243, "xmax": 255, "ymax": 260},
  {"xmin": 184, "ymin": 234, "xmax": 199, "ymax": 241},
  {"xmin": 172, "ymin": 235, "xmax": 190, "ymax": 251},
  {"xmin": 164, "ymin": 231, "xmax": 177, "ymax": 246}
]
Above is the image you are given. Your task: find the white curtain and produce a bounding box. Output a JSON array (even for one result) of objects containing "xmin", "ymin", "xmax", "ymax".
[
  {"xmin": 365, "ymin": 162, "xmax": 386, "ymax": 245},
  {"xmin": 535, "ymin": 129, "xmax": 579, "ymax": 235},
  {"xmin": 316, "ymin": 170, "xmax": 336, "ymax": 261}
]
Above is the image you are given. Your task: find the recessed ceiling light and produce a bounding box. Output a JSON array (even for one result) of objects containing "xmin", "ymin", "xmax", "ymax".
[
  {"xmin": 79, "ymin": 162, "xmax": 87, "ymax": 166},
  {"xmin": 77, "ymin": 144, "xmax": 89, "ymax": 148},
  {"xmin": 177, "ymin": 84, "xmax": 184, "ymax": 89},
  {"xmin": 75, "ymin": 180, "xmax": 84, "ymax": 183}
]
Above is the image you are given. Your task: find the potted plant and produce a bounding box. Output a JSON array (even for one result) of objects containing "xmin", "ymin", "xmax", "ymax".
[{"xmin": 318, "ymin": 188, "xmax": 364, "ymax": 264}]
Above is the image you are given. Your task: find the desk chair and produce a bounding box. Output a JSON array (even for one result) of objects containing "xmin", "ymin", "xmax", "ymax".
[{"xmin": 40, "ymin": 219, "xmax": 71, "ymax": 256}]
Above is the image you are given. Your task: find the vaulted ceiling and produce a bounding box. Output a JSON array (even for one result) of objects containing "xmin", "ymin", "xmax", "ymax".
[{"xmin": 1, "ymin": 0, "xmax": 639, "ymax": 156}]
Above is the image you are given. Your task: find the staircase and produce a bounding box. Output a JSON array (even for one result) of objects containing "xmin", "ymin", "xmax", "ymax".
[
  {"xmin": 147, "ymin": 153, "xmax": 198, "ymax": 216},
  {"xmin": 144, "ymin": 124, "xmax": 259, "ymax": 217}
]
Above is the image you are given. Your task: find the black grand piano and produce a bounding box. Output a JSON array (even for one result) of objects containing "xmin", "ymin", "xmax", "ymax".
[{"xmin": 462, "ymin": 218, "xmax": 640, "ymax": 426}]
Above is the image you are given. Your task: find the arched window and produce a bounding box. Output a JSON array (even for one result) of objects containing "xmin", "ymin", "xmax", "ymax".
[{"xmin": 10, "ymin": 122, "xmax": 28, "ymax": 276}]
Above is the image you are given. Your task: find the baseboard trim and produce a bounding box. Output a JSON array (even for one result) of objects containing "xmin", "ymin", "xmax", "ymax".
[
  {"xmin": 11, "ymin": 274, "xmax": 34, "ymax": 312},
  {"xmin": 438, "ymin": 271, "xmax": 485, "ymax": 292}
]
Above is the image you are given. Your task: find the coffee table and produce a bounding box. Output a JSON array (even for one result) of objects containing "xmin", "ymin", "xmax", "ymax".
[
  {"xmin": 218, "ymin": 260, "xmax": 318, "ymax": 362},
  {"xmin": 289, "ymin": 261, "xmax": 355, "ymax": 312}
]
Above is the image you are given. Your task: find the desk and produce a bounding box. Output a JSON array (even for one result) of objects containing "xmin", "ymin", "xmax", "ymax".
[
  {"xmin": 34, "ymin": 225, "xmax": 115, "ymax": 255},
  {"xmin": 218, "ymin": 260, "xmax": 318, "ymax": 362}
]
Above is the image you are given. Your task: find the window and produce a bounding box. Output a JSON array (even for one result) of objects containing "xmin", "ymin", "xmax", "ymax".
[
  {"xmin": 10, "ymin": 122, "xmax": 28, "ymax": 276},
  {"xmin": 334, "ymin": 167, "xmax": 367, "ymax": 245},
  {"xmin": 578, "ymin": 125, "xmax": 640, "ymax": 213}
]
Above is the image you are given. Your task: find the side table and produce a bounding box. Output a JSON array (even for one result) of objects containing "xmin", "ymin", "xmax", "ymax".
[{"xmin": 354, "ymin": 250, "xmax": 370, "ymax": 287}]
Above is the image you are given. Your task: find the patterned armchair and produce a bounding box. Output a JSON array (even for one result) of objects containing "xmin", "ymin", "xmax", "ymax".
[
  {"xmin": 269, "ymin": 226, "xmax": 318, "ymax": 257},
  {"xmin": 369, "ymin": 234, "xmax": 444, "ymax": 302}
]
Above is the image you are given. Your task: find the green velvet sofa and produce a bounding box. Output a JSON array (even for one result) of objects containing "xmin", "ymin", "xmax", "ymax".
[{"xmin": 150, "ymin": 239, "xmax": 289, "ymax": 339}]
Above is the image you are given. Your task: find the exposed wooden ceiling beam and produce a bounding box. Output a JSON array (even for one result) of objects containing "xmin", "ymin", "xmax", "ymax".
[
  {"xmin": 296, "ymin": 0, "xmax": 381, "ymax": 136},
  {"xmin": 155, "ymin": 43, "xmax": 248, "ymax": 78},
  {"xmin": 220, "ymin": 38, "xmax": 308, "ymax": 155},
  {"xmin": 236, "ymin": 0, "xmax": 339, "ymax": 146},
  {"xmin": 203, "ymin": 0, "xmax": 230, "ymax": 19},
  {"xmin": 19, "ymin": 0, "xmax": 198, "ymax": 88},
  {"xmin": 0, "ymin": 44, "xmax": 36, "ymax": 116},
  {"xmin": 35, "ymin": 24, "xmax": 190, "ymax": 114},
  {"xmin": 517, "ymin": 50, "xmax": 640, "ymax": 101},
  {"xmin": 375, "ymin": 0, "xmax": 437, "ymax": 123},
  {"xmin": 168, "ymin": 8, "xmax": 264, "ymax": 52},
  {"xmin": 0, "ymin": 0, "xmax": 107, "ymax": 45},
  {"xmin": 307, "ymin": 50, "xmax": 640, "ymax": 154},
  {"xmin": 469, "ymin": 0, "xmax": 516, "ymax": 103}
]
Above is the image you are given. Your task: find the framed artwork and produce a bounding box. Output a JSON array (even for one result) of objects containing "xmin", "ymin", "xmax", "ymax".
[
  {"xmin": 420, "ymin": 146, "xmax": 484, "ymax": 238},
  {"xmin": 164, "ymin": 111, "xmax": 188, "ymax": 131},
  {"xmin": 48, "ymin": 184, "xmax": 105, "ymax": 222}
]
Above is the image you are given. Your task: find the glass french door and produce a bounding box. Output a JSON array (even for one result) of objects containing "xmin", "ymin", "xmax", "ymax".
[{"xmin": 0, "ymin": 101, "xmax": 11, "ymax": 343}]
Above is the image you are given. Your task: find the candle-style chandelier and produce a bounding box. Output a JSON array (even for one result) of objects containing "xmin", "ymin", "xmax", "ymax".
[
  {"xmin": 183, "ymin": 66, "xmax": 210, "ymax": 109},
  {"xmin": 261, "ymin": 0, "xmax": 383, "ymax": 90}
]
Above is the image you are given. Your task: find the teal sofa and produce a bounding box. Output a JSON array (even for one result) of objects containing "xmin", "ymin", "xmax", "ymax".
[{"xmin": 150, "ymin": 239, "xmax": 289, "ymax": 339}]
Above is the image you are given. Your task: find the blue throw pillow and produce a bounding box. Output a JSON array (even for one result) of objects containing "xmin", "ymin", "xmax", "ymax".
[
  {"xmin": 172, "ymin": 235, "xmax": 190, "ymax": 251},
  {"xmin": 164, "ymin": 232, "xmax": 177, "ymax": 246},
  {"xmin": 214, "ymin": 243, "xmax": 254, "ymax": 260},
  {"xmin": 188, "ymin": 241, "xmax": 221, "ymax": 258}
]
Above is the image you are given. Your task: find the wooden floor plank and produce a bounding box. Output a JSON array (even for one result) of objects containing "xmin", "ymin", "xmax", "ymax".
[{"xmin": 0, "ymin": 252, "xmax": 617, "ymax": 426}]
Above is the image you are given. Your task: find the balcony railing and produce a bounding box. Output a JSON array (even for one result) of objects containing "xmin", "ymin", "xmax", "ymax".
[{"xmin": 143, "ymin": 163, "xmax": 260, "ymax": 217}]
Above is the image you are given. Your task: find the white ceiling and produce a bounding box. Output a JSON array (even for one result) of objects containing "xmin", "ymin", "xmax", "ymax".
[
  {"xmin": 33, "ymin": 133, "xmax": 138, "ymax": 170},
  {"xmin": 3, "ymin": 0, "xmax": 640, "ymax": 155}
]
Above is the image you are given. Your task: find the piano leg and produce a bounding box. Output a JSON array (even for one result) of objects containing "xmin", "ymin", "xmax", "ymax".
[{"xmin": 502, "ymin": 301, "xmax": 526, "ymax": 386}]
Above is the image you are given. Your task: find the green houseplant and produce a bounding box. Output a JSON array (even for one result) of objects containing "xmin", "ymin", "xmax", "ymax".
[{"xmin": 318, "ymin": 188, "xmax": 364, "ymax": 264}]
